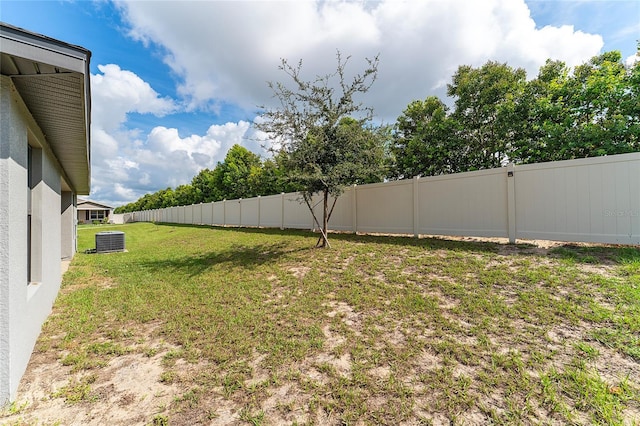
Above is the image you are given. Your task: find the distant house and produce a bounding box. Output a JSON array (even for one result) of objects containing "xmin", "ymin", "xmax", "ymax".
[
  {"xmin": 77, "ymin": 199, "xmax": 113, "ymax": 224},
  {"xmin": 0, "ymin": 23, "xmax": 91, "ymax": 404}
]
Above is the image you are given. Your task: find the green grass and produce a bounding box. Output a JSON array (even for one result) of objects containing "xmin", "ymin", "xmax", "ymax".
[{"xmin": 28, "ymin": 223, "xmax": 640, "ymax": 424}]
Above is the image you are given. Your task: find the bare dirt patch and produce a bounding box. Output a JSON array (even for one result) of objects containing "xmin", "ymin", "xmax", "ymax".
[{"xmin": 4, "ymin": 348, "xmax": 178, "ymax": 425}]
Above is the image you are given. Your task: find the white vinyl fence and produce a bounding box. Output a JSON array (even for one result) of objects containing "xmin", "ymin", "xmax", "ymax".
[{"xmin": 115, "ymin": 152, "xmax": 640, "ymax": 245}]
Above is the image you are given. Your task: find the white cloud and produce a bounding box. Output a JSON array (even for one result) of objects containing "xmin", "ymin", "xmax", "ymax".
[
  {"xmin": 90, "ymin": 64, "xmax": 182, "ymax": 205},
  {"xmin": 91, "ymin": 0, "xmax": 609, "ymax": 206},
  {"xmin": 117, "ymin": 0, "xmax": 604, "ymax": 120},
  {"xmin": 91, "ymin": 118, "xmax": 259, "ymax": 206},
  {"xmin": 91, "ymin": 64, "xmax": 177, "ymax": 131}
]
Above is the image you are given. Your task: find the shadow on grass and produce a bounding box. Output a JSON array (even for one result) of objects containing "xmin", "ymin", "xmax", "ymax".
[
  {"xmin": 153, "ymin": 222, "xmax": 501, "ymax": 254},
  {"xmin": 150, "ymin": 222, "xmax": 639, "ymax": 267},
  {"xmin": 549, "ymin": 244, "xmax": 640, "ymax": 265},
  {"xmin": 139, "ymin": 242, "xmax": 310, "ymax": 277}
]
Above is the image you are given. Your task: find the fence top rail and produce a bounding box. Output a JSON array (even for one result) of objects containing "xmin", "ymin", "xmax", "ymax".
[
  {"xmin": 416, "ymin": 166, "xmax": 506, "ymax": 183},
  {"xmin": 516, "ymin": 151, "xmax": 640, "ymax": 172}
]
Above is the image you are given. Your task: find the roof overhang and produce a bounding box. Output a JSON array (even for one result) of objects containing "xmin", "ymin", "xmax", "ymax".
[
  {"xmin": 0, "ymin": 22, "xmax": 92, "ymax": 194},
  {"xmin": 77, "ymin": 199, "xmax": 113, "ymax": 211}
]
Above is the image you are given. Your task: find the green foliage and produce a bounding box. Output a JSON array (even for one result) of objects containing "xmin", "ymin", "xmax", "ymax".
[
  {"xmin": 256, "ymin": 51, "xmax": 387, "ymax": 247},
  {"xmin": 514, "ymin": 51, "xmax": 639, "ymax": 163},
  {"xmin": 51, "ymin": 375, "xmax": 98, "ymax": 404},
  {"xmin": 447, "ymin": 61, "xmax": 527, "ymax": 170},
  {"xmin": 149, "ymin": 414, "xmax": 169, "ymax": 426},
  {"xmin": 391, "ymin": 50, "xmax": 639, "ymax": 179},
  {"xmin": 210, "ymin": 144, "xmax": 263, "ymax": 200},
  {"xmin": 116, "ymin": 50, "xmax": 638, "ymax": 214},
  {"xmin": 279, "ymin": 117, "xmax": 389, "ymax": 196},
  {"xmin": 391, "ymin": 96, "xmax": 461, "ymax": 178}
]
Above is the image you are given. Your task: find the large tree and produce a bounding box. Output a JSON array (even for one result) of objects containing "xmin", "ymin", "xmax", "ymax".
[
  {"xmin": 391, "ymin": 96, "xmax": 463, "ymax": 179},
  {"xmin": 447, "ymin": 61, "xmax": 527, "ymax": 169},
  {"xmin": 256, "ymin": 52, "xmax": 386, "ymax": 248}
]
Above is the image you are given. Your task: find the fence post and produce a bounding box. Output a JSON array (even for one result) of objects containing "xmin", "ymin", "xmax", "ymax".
[
  {"xmin": 257, "ymin": 196, "xmax": 261, "ymax": 228},
  {"xmin": 507, "ymin": 163, "xmax": 516, "ymax": 244},
  {"xmin": 352, "ymin": 184, "xmax": 357, "ymax": 234},
  {"xmin": 223, "ymin": 199, "xmax": 226, "ymax": 227},
  {"xmin": 280, "ymin": 193, "xmax": 285, "ymax": 230},
  {"xmin": 413, "ymin": 176, "xmax": 420, "ymax": 238}
]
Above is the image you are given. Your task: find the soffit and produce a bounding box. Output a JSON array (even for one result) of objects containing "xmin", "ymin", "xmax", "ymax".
[{"xmin": 1, "ymin": 23, "xmax": 91, "ymax": 195}]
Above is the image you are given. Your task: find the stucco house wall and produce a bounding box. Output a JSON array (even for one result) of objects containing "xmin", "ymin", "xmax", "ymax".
[
  {"xmin": 0, "ymin": 23, "xmax": 91, "ymax": 404},
  {"xmin": 77, "ymin": 199, "xmax": 113, "ymax": 224}
]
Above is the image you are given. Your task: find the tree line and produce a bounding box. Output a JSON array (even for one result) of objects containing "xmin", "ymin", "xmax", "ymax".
[{"xmin": 115, "ymin": 50, "xmax": 638, "ymax": 215}]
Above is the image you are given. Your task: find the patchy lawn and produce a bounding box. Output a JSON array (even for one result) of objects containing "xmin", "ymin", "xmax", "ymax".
[{"xmin": 2, "ymin": 222, "xmax": 639, "ymax": 425}]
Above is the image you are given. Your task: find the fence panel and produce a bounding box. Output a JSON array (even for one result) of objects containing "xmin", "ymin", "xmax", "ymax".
[
  {"xmin": 123, "ymin": 153, "xmax": 640, "ymax": 245},
  {"xmin": 515, "ymin": 153, "xmax": 640, "ymax": 244},
  {"xmin": 212, "ymin": 201, "xmax": 224, "ymax": 225},
  {"xmin": 241, "ymin": 198, "xmax": 260, "ymax": 227},
  {"xmin": 283, "ymin": 193, "xmax": 313, "ymax": 229},
  {"xmin": 260, "ymin": 194, "xmax": 284, "ymax": 229},
  {"xmin": 183, "ymin": 205, "xmax": 193, "ymax": 225},
  {"xmin": 192, "ymin": 203, "xmax": 203, "ymax": 225},
  {"xmin": 327, "ymin": 187, "xmax": 354, "ymax": 232},
  {"xmin": 418, "ymin": 168, "xmax": 508, "ymax": 238},
  {"xmin": 225, "ymin": 200, "xmax": 241, "ymax": 226},
  {"xmin": 356, "ymin": 180, "xmax": 413, "ymax": 234},
  {"xmin": 200, "ymin": 202, "xmax": 213, "ymax": 225}
]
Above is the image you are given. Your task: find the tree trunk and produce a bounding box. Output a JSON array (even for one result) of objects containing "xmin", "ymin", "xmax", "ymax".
[{"xmin": 320, "ymin": 189, "xmax": 329, "ymax": 247}]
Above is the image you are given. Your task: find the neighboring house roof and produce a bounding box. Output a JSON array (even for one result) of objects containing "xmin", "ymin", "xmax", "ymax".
[
  {"xmin": 77, "ymin": 199, "xmax": 113, "ymax": 211},
  {"xmin": 0, "ymin": 22, "xmax": 91, "ymax": 195}
]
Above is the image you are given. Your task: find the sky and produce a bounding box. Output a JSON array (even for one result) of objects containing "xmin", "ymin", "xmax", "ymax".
[{"xmin": 2, "ymin": 0, "xmax": 638, "ymax": 208}]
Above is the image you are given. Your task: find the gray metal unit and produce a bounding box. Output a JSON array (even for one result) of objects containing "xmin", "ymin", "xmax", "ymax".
[{"xmin": 95, "ymin": 231, "xmax": 125, "ymax": 253}]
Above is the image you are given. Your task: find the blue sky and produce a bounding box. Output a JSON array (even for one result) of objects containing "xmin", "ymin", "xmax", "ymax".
[{"xmin": 2, "ymin": 0, "xmax": 638, "ymax": 207}]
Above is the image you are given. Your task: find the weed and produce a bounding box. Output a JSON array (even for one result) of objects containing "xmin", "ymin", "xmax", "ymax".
[
  {"xmin": 51, "ymin": 375, "xmax": 98, "ymax": 404},
  {"xmin": 148, "ymin": 414, "xmax": 169, "ymax": 426},
  {"xmin": 239, "ymin": 406, "xmax": 265, "ymax": 425}
]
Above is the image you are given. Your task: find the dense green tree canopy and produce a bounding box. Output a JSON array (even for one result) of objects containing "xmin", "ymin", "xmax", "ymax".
[
  {"xmin": 447, "ymin": 61, "xmax": 527, "ymax": 169},
  {"xmin": 391, "ymin": 50, "xmax": 639, "ymax": 179},
  {"xmin": 391, "ymin": 96, "xmax": 461, "ymax": 179}
]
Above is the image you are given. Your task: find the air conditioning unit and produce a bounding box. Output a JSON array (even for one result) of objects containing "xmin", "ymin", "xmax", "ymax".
[{"xmin": 95, "ymin": 231, "xmax": 125, "ymax": 253}]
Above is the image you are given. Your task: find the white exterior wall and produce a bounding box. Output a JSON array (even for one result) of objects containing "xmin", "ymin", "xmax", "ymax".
[
  {"xmin": 1, "ymin": 77, "xmax": 70, "ymax": 403},
  {"xmin": 60, "ymin": 192, "xmax": 76, "ymax": 259}
]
